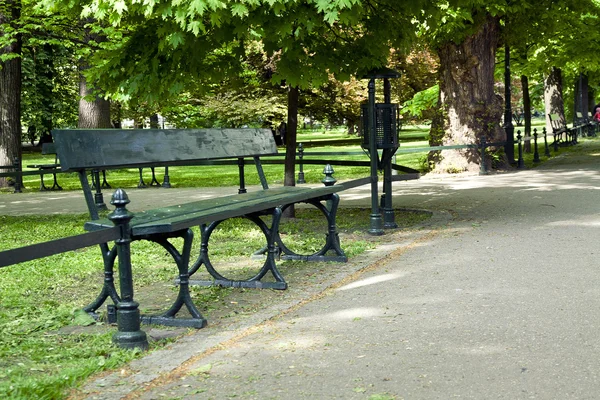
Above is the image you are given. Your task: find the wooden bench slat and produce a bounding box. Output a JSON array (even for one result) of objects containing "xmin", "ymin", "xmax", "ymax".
[
  {"xmin": 53, "ymin": 128, "xmax": 279, "ymax": 171},
  {"xmin": 85, "ymin": 186, "xmax": 340, "ymax": 235}
]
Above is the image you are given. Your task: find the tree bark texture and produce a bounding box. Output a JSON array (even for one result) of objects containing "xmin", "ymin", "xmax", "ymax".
[
  {"xmin": 581, "ymin": 74, "xmax": 589, "ymax": 120},
  {"xmin": 0, "ymin": 0, "xmax": 22, "ymax": 188},
  {"xmin": 430, "ymin": 15, "xmax": 505, "ymax": 173},
  {"xmin": 78, "ymin": 72, "xmax": 112, "ymax": 128},
  {"xmin": 571, "ymin": 73, "xmax": 590, "ymax": 123},
  {"xmin": 544, "ymin": 67, "xmax": 565, "ymax": 134},
  {"xmin": 36, "ymin": 44, "xmax": 55, "ymax": 144},
  {"xmin": 78, "ymin": 23, "xmax": 111, "ymax": 129}
]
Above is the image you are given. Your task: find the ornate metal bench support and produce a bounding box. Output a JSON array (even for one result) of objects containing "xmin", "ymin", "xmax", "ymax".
[
  {"xmin": 84, "ymin": 218, "xmax": 206, "ymax": 329},
  {"xmin": 83, "ymin": 243, "xmax": 120, "ymax": 319},
  {"xmin": 188, "ymin": 208, "xmax": 287, "ymax": 290},
  {"xmin": 142, "ymin": 229, "xmax": 207, "ymax": 328},
  {"xmin": 109, "ymin": 190, "xmax": 148, "ymax": 350},
  {"xmin": 277, "ymin": 193, "xmax": 347, "ymax": 262}
]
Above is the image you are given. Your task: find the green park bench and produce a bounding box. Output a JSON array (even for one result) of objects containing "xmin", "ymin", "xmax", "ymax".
[
  {"xmin": 52, "ymin": 128, "xmax": 348, "ymax": 342},
  {"xmin": 548, "ymin": 113, "xmax": 577, "ymax": 150}
]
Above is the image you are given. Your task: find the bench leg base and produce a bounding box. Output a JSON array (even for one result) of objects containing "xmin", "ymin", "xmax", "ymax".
[
  {"xmin": 186, "ymin": 278, "xmax": 287, "ymax": 290},
  {"xmin": 141, "ymin": 315, "xmax": 207, "ymax": 329}
]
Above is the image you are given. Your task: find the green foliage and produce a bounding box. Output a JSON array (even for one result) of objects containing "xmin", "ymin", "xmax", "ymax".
[
  {"xmin": 37, "ymin": 0, "xmax": 427, "ymax": 105},
  {"xmin": 401, "ymin": 84, "xmax": 439, "ymax": 119}
]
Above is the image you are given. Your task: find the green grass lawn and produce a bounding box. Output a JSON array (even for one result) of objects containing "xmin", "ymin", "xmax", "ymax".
[
  {"xmin": 8, "ymin": 119, "xmax": 568, "ymax": 194},
  {"xmin": 7, "ymin": 118, "xmax": 571, "ymax": 195}
]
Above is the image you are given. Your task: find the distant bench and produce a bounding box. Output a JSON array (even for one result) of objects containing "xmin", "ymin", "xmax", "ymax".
[
  {"xmin": 548, "ymin": 113, "xmax": 577, "ymax": 150},
  {"xmin": 52, "ymin": 128, "xmax": 348, "ymax": 335},
  {"xmin": 27, "ymin": 143, "xmax": 62, "ymax": 191}
]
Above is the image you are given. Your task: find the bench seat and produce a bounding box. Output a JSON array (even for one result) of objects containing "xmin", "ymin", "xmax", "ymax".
[{"xmin": 84, "ymin": 186, "xmax": 338, "ymax": 235}]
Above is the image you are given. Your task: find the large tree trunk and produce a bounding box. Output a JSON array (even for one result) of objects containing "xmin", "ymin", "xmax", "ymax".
[
  {"xmin": 430, "ymin": 14, "xmax": 505, "ymax": 173},
  {"xmin": 581, "ymin": 74, "xmax": 589, "ymax": 121},
  {"xmin": 573, "ymin": 73, "xmax": 590, "ymax": 125},
  {"xmin": 78, "ymin": 72, "xmax": 111, "ymax": 128},
  {"xmin": 521, "ymin": 75, "xmax": 531, "ymax": 152},
  {"xmin": 544, "ymin": 67, "xmax": 565, "ymax": 134},
  {"xmin": 37, "ymin": 44, "xmax": 54, "ymax": 144},
  {"xmin": 78, "ymin": 23, "xmax": 111, "ymax": 129},
  {"xmin": 149, "ymin": 113, "xmax": 159, "ymax": 129},
  {"xmin": 0, "ymin": 0, "xmax": 22, "ymax": 188},
  {"xmin": 283, "ymin": 86, "xmax": 299, "ymax": 218}
]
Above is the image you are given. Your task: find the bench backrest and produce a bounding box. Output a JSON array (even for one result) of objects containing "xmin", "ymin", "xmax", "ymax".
[
  {"xmin": 41, "ymin": 142, "xmax": 56, "ymax": 155},
  {"xmin": 52, "ymin": 128, "xmax": 278, "ymax": 172},
  {"xmin": 548, "ymin": 113, "xmax": 565, "ymax": 130}
]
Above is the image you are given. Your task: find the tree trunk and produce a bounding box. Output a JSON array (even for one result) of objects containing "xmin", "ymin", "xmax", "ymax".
[
  {"xmin": 78, "ymin": 72, "xmax": 112, "ymax": 128},
  {"xmin": 347, "ymin": 119, "xmax": 355, "ymax": 135},
  {"xmin": 283, "ymin": 86, "xmax": 299, "ymax": 218},
  {"xmin": 78, "ymin": 23, "xmax": 111, "ymax": 129},
  {"xmin": 37, "ymin": 44, "xmax": 54, "ymax": 144},
  {"xmin": 0, "ymin": 0, "xmax": 22, "ymax": 188},
  {"xmin": 521, "ymin": 75, "xmax": 531, "ymax": 153},
  {"xmin": 544, "ymin": 67, "xmax": 565, "ymax": 133},
  {"xmin": 430, "ymin": 14, "xmax": 505, "ymax": 173},
  {"xmin": 581, "ymin": 74, "xmax": 589, "ymax": 121},
  {"xmin": 111, "ymin": 101, "xmax": 122, "ymax": 128},
  {"xmin": 149, "ymin": 113, "xmax": 159, "ymax": 129}
]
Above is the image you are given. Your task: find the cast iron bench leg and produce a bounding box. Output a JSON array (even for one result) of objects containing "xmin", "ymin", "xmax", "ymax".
[
  {"xmin": 138, "ymin": 168, "xmax": 147, "ymax": 188},
  {"xmin": 50, "ymin": 172, "xmax": 62, "ymax": 190},
  {"xmin": 277, "ymin": 193, "xmax": 348, "ymax": 262},
  {"xmin": 101, "ymin": 170, "xmax": 111, "ymax": 189},
  {"xmin": 142, "ymin": 228, "xmax": 207, "ymax": 328},
  {"xmin": 149, "ymin": 167, "xmax": 161, "ymax": 186},
  {"xmin": 188, "ymin": 208, "xmax": 287, "ymax": 290},
  {"xmin": 83, "ymin": 244, "xmax": 120, "ymax": 321},
  {"xmin": 39, "ymin": 171, "xmax": 49, "ymax": 191}
]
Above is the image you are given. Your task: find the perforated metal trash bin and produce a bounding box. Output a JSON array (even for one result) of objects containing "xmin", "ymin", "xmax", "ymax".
[{"xmin": 360, "ymin": 103, "xmax": 399, "ymax": 149}]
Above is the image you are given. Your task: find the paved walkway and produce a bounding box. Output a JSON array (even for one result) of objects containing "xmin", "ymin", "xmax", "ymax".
[{"xmin": 4, "ymin": 141, "xmax": 600, "ymax": 399}]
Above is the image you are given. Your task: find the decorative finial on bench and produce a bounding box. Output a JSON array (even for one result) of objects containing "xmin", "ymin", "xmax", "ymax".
[
  {"xmin": 322, "ymin": 164, "xmax": 336, "ymax": 186},
  {"xmin": 108, "ymin": 189, "xmax": 134, "ymax": 224}
]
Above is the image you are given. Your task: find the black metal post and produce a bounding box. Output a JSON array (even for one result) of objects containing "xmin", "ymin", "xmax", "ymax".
[
  {"xmin": 382, "ymin": 160, "xmax": 397, "ymax": 229},
  {"xmin": 381, "ymin": 78, "xmax": 396, "ymax": 229},
  {"xmin": 543, "ymin": 128, "xmax": 550, "ymax": 157},
  {"xmin": 162, "ymin": 167, "xmax": 171, "ymax": 188},
  {"xmin": 517, "ymin": 131, "xmax": 524, "ymax": 169},
  {"xmin": 93, "ymin": 170, "xmax": 107, "ymax": 210},
  {"xmin": 503, "ymin": 45, "xmax": 515, "ymax": 164},
  {"xmin": 237, "ymin": 157, "xmax": 247, "ymax": 194},
  {"xmin": 13, "ymin": 157, "xmax": 22, "ymax": 193},
  {"xmin": 479, "ymin": 136, "xmax": 489, "ymax": 175},
  {"xmin": 108, "ymin": 189, "xmax": 148, "ymax": 350},
  {"xmin": 297, "ymin": 143, "xmax": 305, "ymax": 184},
  {"xmin": 533, "ymin": 129, "xmax": 540, "ymax": 163},
  {"xmin": 367, "ymin": 78, "xmax": 383, "ymax": 235}
]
